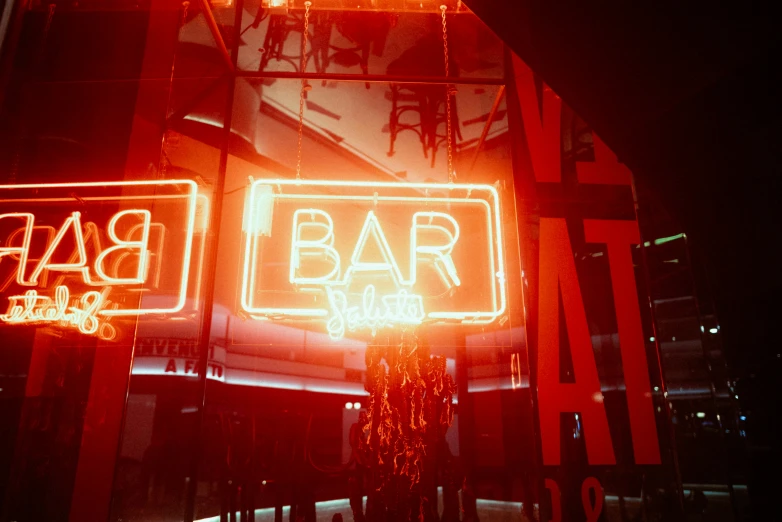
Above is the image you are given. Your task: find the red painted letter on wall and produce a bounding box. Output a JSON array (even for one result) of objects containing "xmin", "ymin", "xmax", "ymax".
[
  {"xmin": 538, "ymin": 218, "xmax": 615, "ymax": 465},
  {"xmin": 512, "ymin": 55, "xmax": 562, "ymax": 183},
  {"xmin": 584, "ymin": 219, "xmax": 661, "ymax": 464}
]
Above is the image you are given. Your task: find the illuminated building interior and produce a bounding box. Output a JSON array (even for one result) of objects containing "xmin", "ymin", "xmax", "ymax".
[{"xmin": 0, "ymin": 1, "xmax": 750, "ymax": 521}]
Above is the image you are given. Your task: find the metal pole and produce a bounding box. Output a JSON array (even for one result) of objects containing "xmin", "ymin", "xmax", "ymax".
[
  {"xmin": 198, "ymin": 0, "xmax": 235, "ymax": 71},
  {"xmin": 468, "ymin": 84, "xmax": 505, "ymax": 173},
  {"xmin": 237, "ymin": 70, "xmax": 505, "ymax": 85},
  {"xmin": 183, "ymin": 0, "xmax": 243, "ymax": 519}
]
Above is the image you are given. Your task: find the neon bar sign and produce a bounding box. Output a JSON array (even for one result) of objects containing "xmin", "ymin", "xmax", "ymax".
[
  {"xmin": 0, "ymin": 180, "xmax": 200, "ymax": 338},
  {"xmin": 241, "ymin": 179, "xmax": 506, "ymax": 340}
]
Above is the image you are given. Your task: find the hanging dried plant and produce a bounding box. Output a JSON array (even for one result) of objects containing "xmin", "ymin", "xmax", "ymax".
[{"xmin": 357, "ymin": 329, "xmax": 457, "ymax": 522}]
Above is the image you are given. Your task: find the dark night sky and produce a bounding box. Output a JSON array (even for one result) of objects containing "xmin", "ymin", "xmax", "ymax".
[{"xmin": 466, "ymin": 0, "xmax": 781, "ymax": 511}]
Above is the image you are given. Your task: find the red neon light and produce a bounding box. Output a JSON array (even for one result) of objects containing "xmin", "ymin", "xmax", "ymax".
[
  {"xmin": 0, "ymin": 285, "xmax": 115, "ymax": 339},
  {"xmin": 0, "ymin": 180, "xmax": 201, "ymax": 337},
  {"xmin": 241, "ymin": 179, "xmax": 506, "ymax": 340}
]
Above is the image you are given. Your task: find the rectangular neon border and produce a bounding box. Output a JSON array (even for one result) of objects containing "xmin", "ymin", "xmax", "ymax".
[
  {"xmin": 241, "ymin": 179, "xmax": 507, "ymax": 325},
  {"xmin": 0, "ymin": 179, "xmax": 199, "ymax": 316}
]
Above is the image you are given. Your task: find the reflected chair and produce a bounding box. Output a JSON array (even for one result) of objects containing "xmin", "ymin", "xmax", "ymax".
[
  {"xmin": 385, "ymin": 33, "xmax": 461, "ymax": 167},
  {"xmin": 386, "ymin": 83, "xmax": 462, "ymax": 167},
  {"xmin": 258, "ymin": 10, "xmax": 389, "ymax": 86}
]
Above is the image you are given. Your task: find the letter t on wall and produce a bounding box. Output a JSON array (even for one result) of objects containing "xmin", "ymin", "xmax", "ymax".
[{"xmin": 584, "ymin": 219, "xmax": 661, "ymax": 464}]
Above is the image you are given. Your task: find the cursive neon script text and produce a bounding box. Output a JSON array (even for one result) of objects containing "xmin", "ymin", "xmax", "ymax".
[
  {"xmin": 0, "ymin": 285, "xmax": 113, "ymax": 338},
  {"xmin": 325, "ymin": 284, "xmax": 425, "ymax": 340}
]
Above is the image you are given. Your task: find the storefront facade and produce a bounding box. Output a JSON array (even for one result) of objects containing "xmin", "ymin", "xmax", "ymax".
[{"xmin": 0, "ymin": 1, "xmax": 747, "ymax": 521}]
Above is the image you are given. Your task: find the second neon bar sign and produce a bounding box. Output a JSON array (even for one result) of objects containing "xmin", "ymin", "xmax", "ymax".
[{"xmin": 0, "ymin": 180, "xmax": 201, "ymax": 338}]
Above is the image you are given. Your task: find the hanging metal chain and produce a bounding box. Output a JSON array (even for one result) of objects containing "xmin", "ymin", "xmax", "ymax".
[
  {"xmin": 296, "ymin": 1, "xmax": 313, "ymax": 180},
  {"xmin": 440, "ymin": 4, "xmax": 455, "ymax": 183}
]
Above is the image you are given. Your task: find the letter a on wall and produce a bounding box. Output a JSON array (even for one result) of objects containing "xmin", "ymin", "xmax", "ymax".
[{"xmin": 538, "ymin": 218, "xmax": 615, "ymax": 465}]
